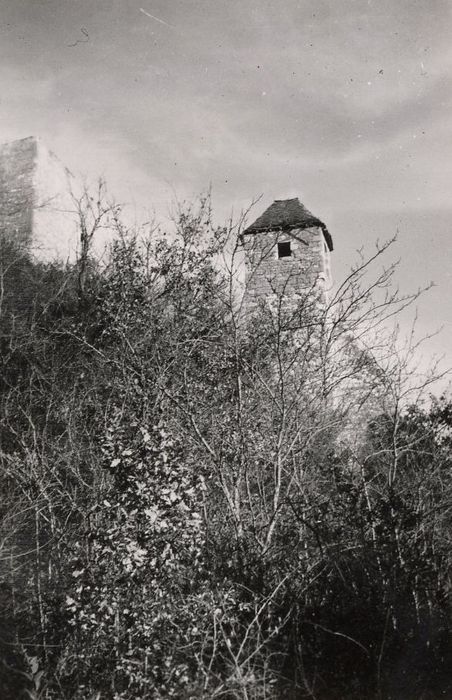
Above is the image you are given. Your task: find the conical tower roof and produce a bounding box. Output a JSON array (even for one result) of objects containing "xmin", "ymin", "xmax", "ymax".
[{"xmin": 243, "ymin": 197, "xmax": 333, "ymax": 250}]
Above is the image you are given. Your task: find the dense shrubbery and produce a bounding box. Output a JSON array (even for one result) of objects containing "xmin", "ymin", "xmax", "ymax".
[{"xmin": 0, "ymin": 200, "xmax": 451, "ymax": 698}]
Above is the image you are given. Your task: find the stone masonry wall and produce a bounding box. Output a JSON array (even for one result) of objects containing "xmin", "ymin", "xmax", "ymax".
[
  {"xmin": 0, "ymin": 137, "xmax": 78, "ymax": 262},
  {"xmin": 0, "ymin": 136, "xmax": 36, "ymax": 249},
  {"xmin": 242, "ymin": 226, "xmax": 331, "ymax": 311},
  {"xmin": 33, "ymin": 140, "xmax": 77, "ymax": 262}
]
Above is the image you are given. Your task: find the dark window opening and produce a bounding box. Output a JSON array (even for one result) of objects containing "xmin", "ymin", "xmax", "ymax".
[{"xmin": 278, "ymin": 241, "xmax": 292, "ymax": 258}]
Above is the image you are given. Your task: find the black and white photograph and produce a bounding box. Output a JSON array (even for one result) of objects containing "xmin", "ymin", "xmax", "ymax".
[{"xmin": 0, "ymin": 1, "xmax": 451, "ymax": 698}]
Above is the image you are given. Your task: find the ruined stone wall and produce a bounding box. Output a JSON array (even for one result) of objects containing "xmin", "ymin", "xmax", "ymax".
[
  {"xmin": 0, "ymin": 136, "xmax": 78, "ymax": 262},
  {"xmin": 242, "ymin": 226, "xmax": 331, "ymax": 311},
  {"xmin": 326, "ymin": 333, "xmax": 390, "ymax": 450},
  {"xmin": 33, "ymin": 140, "xmax": 78, "ymax": 262},
  {"xmin": 0, "ymin": 136, "xmax": 36, "ymax": 249}
]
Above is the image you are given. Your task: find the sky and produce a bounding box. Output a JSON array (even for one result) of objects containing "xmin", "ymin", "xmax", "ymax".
[{"xmin": 1, "ymin": 0, "xmax": 451, "ymax": 387}]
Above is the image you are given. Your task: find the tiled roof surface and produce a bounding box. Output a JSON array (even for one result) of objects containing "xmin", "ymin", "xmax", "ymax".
[{"xmin": 243, "ymin": 198, "xmax": 333, "ymax": 250}]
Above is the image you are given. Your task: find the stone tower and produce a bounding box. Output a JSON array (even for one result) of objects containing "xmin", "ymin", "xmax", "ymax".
[
  {"xmin": 240, "ymin": 198, "xmax": 333, "ymax": 311},
  {"xmin": 0, "ymin": 136, "xmax": 78, "ymax": 262}
]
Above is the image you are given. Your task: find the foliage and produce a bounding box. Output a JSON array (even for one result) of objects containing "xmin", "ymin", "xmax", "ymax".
[{"xmin": 0, "ymin": 198, "xmax": 450, "ymax": 699}]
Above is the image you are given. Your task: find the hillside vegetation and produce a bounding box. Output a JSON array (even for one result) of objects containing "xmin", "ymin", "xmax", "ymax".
[{"xmin": 0, "ymin": 197, "xmax": 451, "ymax": 699}]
